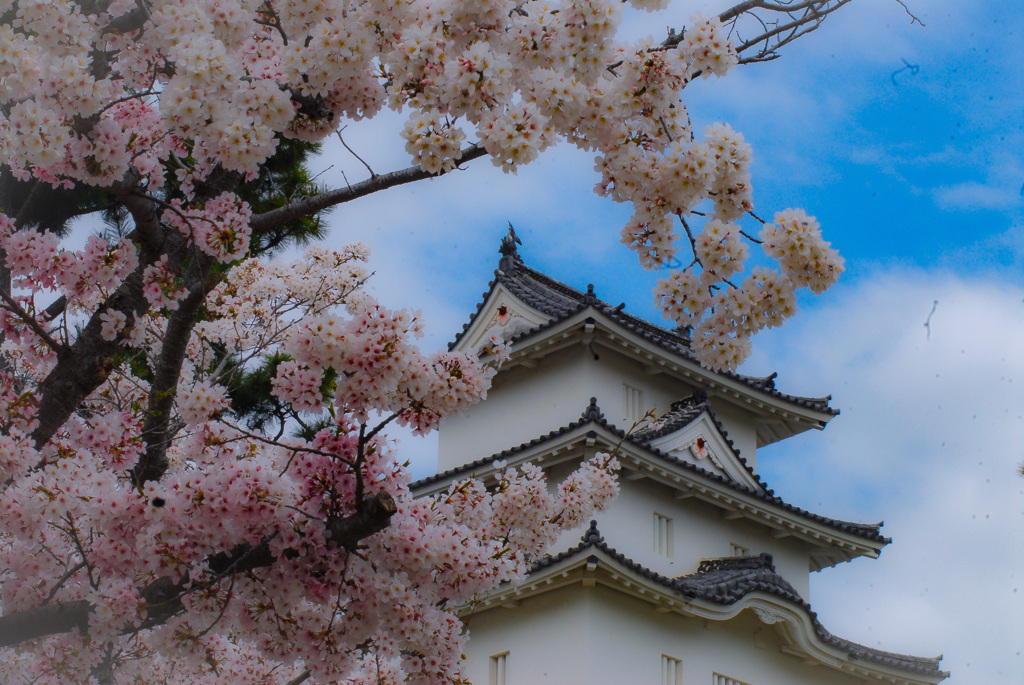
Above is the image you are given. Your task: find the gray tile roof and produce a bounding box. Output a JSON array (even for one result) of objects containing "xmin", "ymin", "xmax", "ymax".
[
  {"xmin": 452, "ymin": 239, "xmax": 836, "ymax": 416},
  {"xmin": 532, "ymin": 523, "xmax": 947, "ymax": 680},
  {"xmin": 411, "ymin": 399, "xmax": 888, "ymax": 545}
]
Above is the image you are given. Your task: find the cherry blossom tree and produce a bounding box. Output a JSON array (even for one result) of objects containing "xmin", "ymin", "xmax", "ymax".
[{"xmin": 0, "ymin": 0, "xmax": 918, "ymax": 683}]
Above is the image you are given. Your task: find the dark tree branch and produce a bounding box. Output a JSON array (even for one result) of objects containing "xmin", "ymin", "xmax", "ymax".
[
  {"xmin": 660, "ymin": 1, "xmax": 865, "ymax": 65},
  {"xmin": 29, "ymin": 266, "xmax": 151, "ymax": 448},
  {"xmin": 29, "ymin": 161, "xmax": 238, "ymax": 452},
  {"xmin": 250, "ymin": 144, "xmax": 487, "ymax": 234},
  {"xmin": 285, "ymin": 671, "xmax": 312, "ymax": 685},
  {"xmin": 131, "ymin": 270, "xmax": 213, "ymax": 487},
  {"xmin": 0, "ymin": 289, "xmax": 68, "ymax": 355},
  {"xmin": 109, "ymin": 175, "xmax": 164, "ymax": 258},
  {"xmin": 27, "ymin": 175, "xmax": 168, "ymax": 448},
  {"xmin": 0, "ymin": 599, "xmax": 91, "ymax": 646},
  {"xmin": 0, "ymin": 492, "xmax": 397, "ymax": 648},
  {"xmin": 725, "ymin": 0, "xmax": 855, "ymax": 64},
  {"xmin": 326, "ymin": 490, "xmax": 399, "ymax": 545}
]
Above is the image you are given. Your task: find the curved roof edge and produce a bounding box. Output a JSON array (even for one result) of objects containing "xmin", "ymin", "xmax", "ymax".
[
  {"xmin": 412, "ymin": 399, "xmax": 888, "ymax": 547},
  {"xmin": 497, "ymin": 523, "xmax": 947, "ymax": 683}
]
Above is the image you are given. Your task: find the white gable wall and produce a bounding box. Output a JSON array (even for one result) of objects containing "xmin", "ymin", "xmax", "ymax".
[{"xmin": 705, "ymin": 401, "xmax": 760, "ymax": 470}]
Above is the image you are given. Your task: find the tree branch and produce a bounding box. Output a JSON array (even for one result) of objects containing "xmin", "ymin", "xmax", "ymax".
[
  {"xmin": 0, "ymin": 492, "xmax": 397, "ymax": 648},
  {"xmin": 132, "ymin": 264, "xmax": 216, "ymax": 487},
  {"xmin": 0, "ymin": 289, "xmax": 69, "ymax": 355},
  {"xmin": 0, "ymin": 599, "xmax": 91, "ymax": 647},
  {"xmin": 250, "ymin": 144, "xmax": 487, "ymax": 234},
  {"xmin": 29, "ymin": 267, "xmax": 151, "ymax": 448}
]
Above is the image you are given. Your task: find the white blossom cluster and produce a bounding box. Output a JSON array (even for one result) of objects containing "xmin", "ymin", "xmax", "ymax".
[
  {"xmin": 655, "ymin": 209, "xmax": 842, "ymax": 370},
  {"xmin": 0, "ymin": 0, "xmax": 849, "ymax": 371}
]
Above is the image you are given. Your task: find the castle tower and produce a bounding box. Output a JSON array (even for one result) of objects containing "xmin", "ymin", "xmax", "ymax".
[{"xmin": 413, "ymin": 232, "xmax": 947, "ymax": 685}]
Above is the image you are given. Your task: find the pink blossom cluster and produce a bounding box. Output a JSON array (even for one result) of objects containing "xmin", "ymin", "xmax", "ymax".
[
  {"xmin": 161, "ymin": 193, "xmax": 254, "ymax": 262},
  {"xmin": 0, "ymin": 241, "xmax": 620, "ymax": 684},
  {"xmin": 0, "ymin": 220, "xmax": 138, "ymax": 304},
  {"xmin": 274, "ymin": 298, "xmax": 495, "ymax": 434},
  {"xmin": 142, "ymin": 255, "xmax": 188, "ymax": 311}
]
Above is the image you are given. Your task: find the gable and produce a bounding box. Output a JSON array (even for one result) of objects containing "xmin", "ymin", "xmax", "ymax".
[
  {"xmin": 646, "ymin": 412, "xmax": 762, "ymax": 491},
  {"xmin": 453, "ymin": 284, "xmax": 552, "ymax": 355}
]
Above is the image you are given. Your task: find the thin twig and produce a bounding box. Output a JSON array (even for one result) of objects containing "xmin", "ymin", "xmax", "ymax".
[
  {"xmin": 0, "ymin": 290, "xmax": 68, "ymax": 356},
  {"xmin": 337, "ymin": 128, "xmax": 376, "ymax": 179},
  {"xmin": 894, "ymin": 0, "xmax": 925, "ymax": 26},
  {"xmin": 678, "ymin": 215, "xmax": 700, "ymax": 268},
  {"xmin": 746, "ymin": 209, "xmax": 768, "ymax": 224}
]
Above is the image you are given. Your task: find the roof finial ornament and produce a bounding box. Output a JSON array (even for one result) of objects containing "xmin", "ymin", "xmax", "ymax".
[
  {"xmin": 582, "ymin": 283, "xmax": 597, "ymax": 305},
  {"xmin": 581, "ymin": 397, "xmax": 605, "ymax": 422},
  {"xmin": 499, "ymin": 222, "xmax": 521, "ymax": 271},
  {"xmin": 582, "ymin": 520, "xmax": 603, "ymax": 544}
]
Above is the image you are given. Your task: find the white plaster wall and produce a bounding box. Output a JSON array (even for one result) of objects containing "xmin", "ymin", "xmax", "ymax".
[
  {"xmin": 584, "ymin": 585, "xmax": 867, "ymax": 685},
  {"xmin": 438, "ymin": 344, "xmax": 699, "ymax": 472},
  {"xmin": 547, "ymin": 477, "xmax": 813, "ymax": 600},
  {"xmin": 464, "ymin": 584, "xmax": 868, "ymax": 685},
  {"xmin": 438, "ymin": 346, "xmax": 594, "ymax": 471},
  {"xmin": 461, "ymin": 585, "xmax": 592, "ymax": 685}
]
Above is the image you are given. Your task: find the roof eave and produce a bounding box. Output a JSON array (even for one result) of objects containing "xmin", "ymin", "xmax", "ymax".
[
  {"xmin": 412, "ymin": 421, "xmax": 889, "ymax": 561},
  {"xmin": 466, "ymin": 546, "xmax": 946, "ymax": 685},
  {"xmin": 499, "ymin": 310, "xmax": 836, "ymax": 440}
]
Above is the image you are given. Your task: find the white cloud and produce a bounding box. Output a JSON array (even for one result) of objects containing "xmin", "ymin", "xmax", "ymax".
[
  {"xmin": 934, "ymin": 181, "xmax": 1023, "ymax": 211},
  {"xmin": 748, "ymin": 269, "xmax": 1024, "ymax": 683}
]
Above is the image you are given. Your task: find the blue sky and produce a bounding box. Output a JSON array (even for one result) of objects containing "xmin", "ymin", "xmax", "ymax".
[{"xmin": 308, "ymin": 1, "xmax": 1023, "ymax": 681}]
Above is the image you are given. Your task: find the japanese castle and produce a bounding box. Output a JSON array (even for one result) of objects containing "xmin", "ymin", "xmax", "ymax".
[{"xmin": 412, "ymin": 232, "xmax": 947, "ymax": 685}]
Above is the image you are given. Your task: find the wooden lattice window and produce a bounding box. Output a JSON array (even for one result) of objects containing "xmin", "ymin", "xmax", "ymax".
[
  {"xmin": 490, "ymin": 652, "xmax": 509, "ymax": 685},
  {"xmin": 654, "ymin": 512, "xmax": 673, "ymax": 557},
  {"xmin": 662, "ymin": 655, "xmax": 683, "ymax": 685},
  {"xmin": 713, "ymin": 673, "xmax": 752, "ymax": 685}
]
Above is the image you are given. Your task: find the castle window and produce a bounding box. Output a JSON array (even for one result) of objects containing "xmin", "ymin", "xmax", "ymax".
[
  {"xmin": 490, "ymin": 652, "xmax": 509, "ymax": 685},
  {"xmin": 624, "ymin": 383, "xmax": 644, "ymax": 425},
  {"xmin": 713, "ymin": 673, "xmax": 752, "ymax": 685},
  {"xmin": 661, "ymin": 655, "xmax": 683, "ymax": 685},
  {"xmin": 730, "ymin": 543, "xmax": 749, "ymax": 557},
  {"xmin": 653, "ymin": 513, "xmax": 673, "ymax": 557}
]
